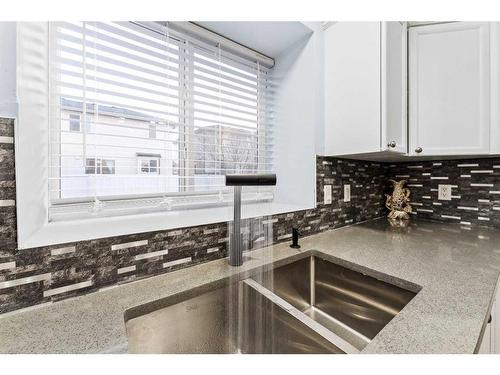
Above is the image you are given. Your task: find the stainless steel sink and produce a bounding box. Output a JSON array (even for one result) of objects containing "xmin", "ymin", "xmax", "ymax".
[
  {"xmin": 125, "ymin": 255, "xmax": 417, "ymax": 354},
  {"xmin": 254, "ymin": 256, "xmax": 418, "ymax": 350}
]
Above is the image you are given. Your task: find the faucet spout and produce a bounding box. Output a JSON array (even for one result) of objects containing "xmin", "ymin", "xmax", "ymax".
[
  {"xmin": 225, "ymin": 174, "xmax": 277, "ymax": 267},
  {"xmin": 230, "ymin": 185, "xmax": 243, "ymax": 266}
]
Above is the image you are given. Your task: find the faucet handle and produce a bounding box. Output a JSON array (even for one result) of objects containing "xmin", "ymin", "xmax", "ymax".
[{"xmin": 290, "ymin": 227, "xmax": 301, "ymax": 249}]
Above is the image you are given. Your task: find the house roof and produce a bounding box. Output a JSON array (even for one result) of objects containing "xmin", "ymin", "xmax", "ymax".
[
  {"xmin": 193, "ymin": 124, "xmax": 255, "ymax": 135},
  {"xmin": 60, "ymin": 98, "xmax": 162, "ymax": 123}
]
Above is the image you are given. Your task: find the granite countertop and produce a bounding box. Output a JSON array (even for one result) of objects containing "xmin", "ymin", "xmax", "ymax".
[{"xmin": 1, "ymin": 218, "xmax": 500, "ymax": 354}]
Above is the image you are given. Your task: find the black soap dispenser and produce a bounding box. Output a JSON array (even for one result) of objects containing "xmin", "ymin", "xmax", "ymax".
[{"xmin": 290, "ymin": 228, "xmax": 301, "ymax": 249}]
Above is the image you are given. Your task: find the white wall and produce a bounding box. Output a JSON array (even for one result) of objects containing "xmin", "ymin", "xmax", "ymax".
[
  {"xmin": 0, "ymin": 22, "xmax": 17, "ymax": 118},
  {"xmin": 273, "ymin": 22, "xmax": 324, "ymax": 210}
]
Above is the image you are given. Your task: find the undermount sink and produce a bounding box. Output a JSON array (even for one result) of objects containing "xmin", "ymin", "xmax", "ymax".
[{"xmin": 124, "ymin": 254, "xmax": 418, "ymax": 354}]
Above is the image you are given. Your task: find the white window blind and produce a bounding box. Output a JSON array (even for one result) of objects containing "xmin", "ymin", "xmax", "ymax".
[{"xmin": 48, "ymin": 21, "xmax": 275, "ymax": 220}]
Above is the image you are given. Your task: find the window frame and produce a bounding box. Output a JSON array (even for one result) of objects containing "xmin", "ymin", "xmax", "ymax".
[
  {"xmin": 85, "ymin": 158, "xmax": 116, "ymax": 175},
  {"xmin": 137, "ymin": 156, "xmax": 160, "ymax": 175}
]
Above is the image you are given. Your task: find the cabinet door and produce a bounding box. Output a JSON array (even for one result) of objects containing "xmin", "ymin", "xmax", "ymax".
[
  {"xmin": 409, "ymin": 22, "xmax": 491, "ymax": 156},
  {"xmin": 324, "ymin": 22, "xmax": 381, "ymax": 155},
  {"xmin": 382, "ymin": 22, "xmax": 407, "ymax": 154}
]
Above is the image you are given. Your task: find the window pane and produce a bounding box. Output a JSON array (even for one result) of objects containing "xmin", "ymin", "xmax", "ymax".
[
  {"xmin": 191, "ymin": 50, "xmax": 261, "ymax": 192},
  {"xmin": 53, "ymin": 22, "xmax": 181, "ymax": 199},
  {"xmin": 102, "ymin": 159, "xmax": 115, "ymax": 174},
  {"xmin": 148, "ymin": 124, "xmax": 157, "ymax": 139},
  {"xmin": 69, "ymin": 113, "xmax": 81, "ymax": 132},
  {"xmin": 85, "ymin": 158, "xmax": 96, "ymax": 174}
]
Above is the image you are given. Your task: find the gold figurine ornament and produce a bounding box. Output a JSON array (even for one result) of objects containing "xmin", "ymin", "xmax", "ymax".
[{"xmin": 385, "ymin": 179, "xmax": 413, "ymax": 220}]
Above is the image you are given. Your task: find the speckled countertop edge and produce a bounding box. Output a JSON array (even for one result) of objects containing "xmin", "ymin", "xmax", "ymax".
[{"xmin": 1, "ymin": 218, "xmax": 499, "ymax": 354}]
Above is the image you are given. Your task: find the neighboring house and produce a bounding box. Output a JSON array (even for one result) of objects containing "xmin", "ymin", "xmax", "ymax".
[
  {"xmin": 53, "ymin": 98, "xmax": 179, "ymax": 200},
  {"xmin": 52, "ymin": 99, "xmax": 259, "ymax": 200}
]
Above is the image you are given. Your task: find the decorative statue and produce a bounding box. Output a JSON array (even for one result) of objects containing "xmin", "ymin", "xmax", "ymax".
[{"xmin": 385, "ymin": 179, "xmax": 412, "ymax": 220}]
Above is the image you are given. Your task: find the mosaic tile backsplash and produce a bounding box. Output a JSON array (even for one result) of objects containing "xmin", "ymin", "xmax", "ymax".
[
  {"xmin": 387, "ymin": 159, "xmax": 500, "ymax": 227},
  {"xmin": 0, "ymin": 118, "xmax": 387, "ymax": 314},
  {"xmin": 3, "ymin": 114, "xmax": 500, "ymax": 314}
]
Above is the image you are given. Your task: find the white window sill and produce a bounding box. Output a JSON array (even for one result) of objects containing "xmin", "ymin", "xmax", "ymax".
[{"xmin": 18, "ymin": 201, "xmax": 313, "ymax": 249}]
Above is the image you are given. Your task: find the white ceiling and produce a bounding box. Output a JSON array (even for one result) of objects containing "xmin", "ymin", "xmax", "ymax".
[{"xmin": 195, "ymin": 22, "xmax": 314, "ymax": 58}]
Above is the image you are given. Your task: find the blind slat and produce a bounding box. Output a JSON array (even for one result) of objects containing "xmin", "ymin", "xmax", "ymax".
[
  {"xmin": 56, "ymin": 82, "xmax": 272, "ymax": 125},
  {"xmin": 54, "ymin": 54, "xmax": 274, "ymax": 104},
  {"xmin": 54, "ymin": 63, "xmax": 274, "ymax": 113},
  {"xmin": 56, "ymin": 68, "xmax": 275, "ymax": 118},
  {"xmin": 51, "ymin": 115, "xmax": 275, "ymax": 142},
  {"xmin": 53, "ymin": 93, "xmax": 270, "ymax": 132},
  {"xmin": 56, "ymin": 26, "xmax": 274, "ymax": 87}
]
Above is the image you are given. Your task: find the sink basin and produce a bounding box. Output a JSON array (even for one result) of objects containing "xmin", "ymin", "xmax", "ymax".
[
  {"xmin": 125, "ymin": 254, "xmax": 417, "ymax": 353},
  {"xmin": 255, "ymin": 256, "xmax": 418, "ymax": 350}
]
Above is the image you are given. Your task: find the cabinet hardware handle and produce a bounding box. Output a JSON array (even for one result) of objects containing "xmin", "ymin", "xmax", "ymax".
[
  {"xmin": 488, "ymin": 315, "xmax": 492, "ymax": 324},
  {"xmin": 388, "ymin": 141, "xmax": 397, "ymax": 148},
  {"xmin": 415, "ymin": 147, "xmax": 423, "ymax": 153}
]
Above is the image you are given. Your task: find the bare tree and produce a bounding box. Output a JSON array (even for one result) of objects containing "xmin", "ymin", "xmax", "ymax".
[{"xmin": 193, "ymin": 125, "xmax": 258, "ymax": 175}]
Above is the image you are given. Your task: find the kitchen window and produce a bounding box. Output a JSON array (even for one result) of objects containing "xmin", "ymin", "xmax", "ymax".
[{"xmin": 45, "ymin": 21, "xmax": 275, "ymax": 220}]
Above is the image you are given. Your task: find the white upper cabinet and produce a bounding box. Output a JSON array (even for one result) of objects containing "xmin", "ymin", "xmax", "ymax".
[
  {"xmin": 323, "ymin": 22, "xmax": 407, "ymax": 156},
  {"xmin": 324, "ymin": 22, "xmax": 381, "ymax": 156},
  {"xmin": 409, "ymin": 22, "xmax": 491, "ymax": 156}
]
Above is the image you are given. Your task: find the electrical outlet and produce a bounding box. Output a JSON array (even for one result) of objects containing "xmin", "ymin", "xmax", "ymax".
[
  {"xmin": 438, "ymin": 184, "xmax": 452, "ymax": 200},
  {"xmin": 323, "ymin": 185, "xmax": 332, "ymax": 204},
  {"xmin": 343, "ymin": 184, "xmax": 351, "ymax": 202}
]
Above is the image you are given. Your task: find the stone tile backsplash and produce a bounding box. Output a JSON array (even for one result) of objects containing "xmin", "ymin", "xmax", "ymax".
[
  {"xmin": 0, "ymin": 118, "xmax": 387, "ymax": 314},
  {"xmin": 387, "ymin": 159, "xmax": 500, "ymax": 227},
  {"xmin": 3, "ymin": 113, "xmax": 500, "ymax": 314}
]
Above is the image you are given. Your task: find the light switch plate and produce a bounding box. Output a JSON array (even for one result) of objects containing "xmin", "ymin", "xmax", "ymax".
[
  {"xmin": 438, "ymin": 184, "xmax": 452, "ymax": 201},
  {"xmin": 323, "ymin": 185, "xmax": 332, "ymax": 204},
  {"xmin": 343, "ymin": 184, "xmax": 351, "ymax": 202}
]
